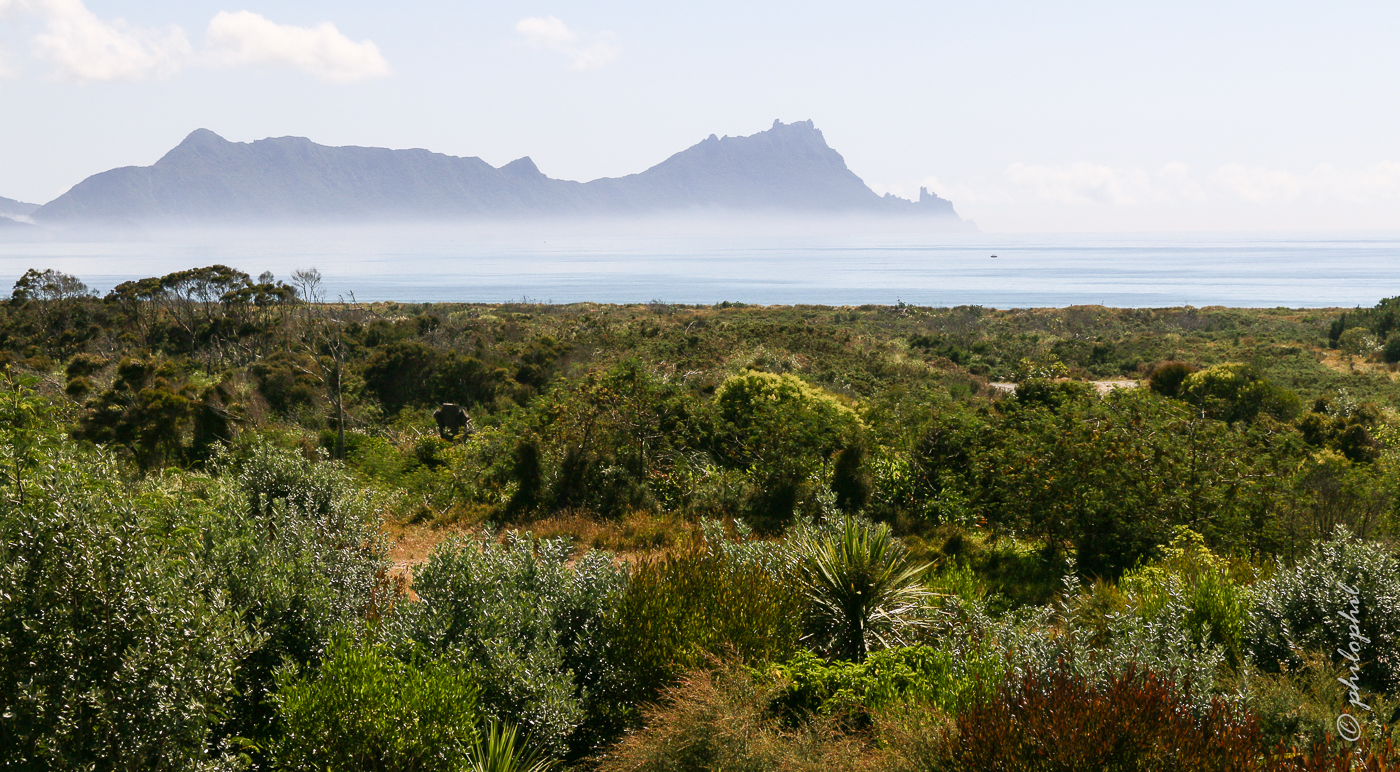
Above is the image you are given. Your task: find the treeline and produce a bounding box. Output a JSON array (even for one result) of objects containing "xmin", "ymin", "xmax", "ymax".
[{"xmin": 1, "ymin": 266, "xmax": 1399, "ymax": 770}]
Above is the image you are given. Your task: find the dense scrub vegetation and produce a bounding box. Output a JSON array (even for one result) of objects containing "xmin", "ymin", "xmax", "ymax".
[{"xmin": 1, "ymin": 265, "xmax": 1399, "ymax": 770}]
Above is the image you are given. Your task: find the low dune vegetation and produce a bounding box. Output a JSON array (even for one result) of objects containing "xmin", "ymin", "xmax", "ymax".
[{"xmin": 1, "ymin": 266, "xmax": 1399, "ymax": 770}]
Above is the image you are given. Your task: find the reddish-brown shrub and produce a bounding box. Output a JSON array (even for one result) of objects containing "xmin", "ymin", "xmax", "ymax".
[
  {"xmin": 1278, "ymin": 737, "xmax": 1399, "ymax": 772},
  {"xmin": 934, "ymin": 664, "xmax": 1399, "ymax": 772},
  {"xmin": 938, "ymin": 664, "xmax": 1259, "ymax": 771}
]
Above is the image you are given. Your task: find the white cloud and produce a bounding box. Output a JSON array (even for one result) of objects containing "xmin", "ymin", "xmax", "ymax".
[
  {"xmin": 516, "ymin": 16, "xmax": 619, "ymax": 70},
  {"xmin": 204, "ymin": 11, "xmax": 388, "ymax": 83},
  {"xmin": 0, "ymin": 1, "xmax": 387, "ymax": 83},
  {"xmin": 987, "ymin": 159, "xmax": 1400, "ymax": 208},
  {"xmin": 1211, "ymin": 162, "xmax": 1400, "ymax": 204},
  {"xmin": 917, "ymin": 160, "xmax": 1400, "ymax": 230},
  {"xmin": 1006, "ymin": 161, "xmax": 1206, "ymax": 206},
  {"xmin": 10, "ymin": 0, "xmax": 191, "ymax": 82}
]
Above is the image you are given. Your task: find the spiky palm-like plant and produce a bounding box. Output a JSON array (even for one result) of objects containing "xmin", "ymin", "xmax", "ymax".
[
  {"xmin": 796, "ymin": 517, "xmax": 933, "ymax": 662},
  {"xmin": 468, "ymin": 721, "xmax": 558, "ymax": 772}
]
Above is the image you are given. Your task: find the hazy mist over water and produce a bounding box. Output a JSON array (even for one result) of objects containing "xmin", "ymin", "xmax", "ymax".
[{"xmin": 1, "ymin": 225, "xmax": 1398, "ymax": 308}]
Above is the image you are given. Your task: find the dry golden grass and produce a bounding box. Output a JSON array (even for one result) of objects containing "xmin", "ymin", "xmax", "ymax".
[
  {"xmin": 382, "ymin": 508, "xmax": 698, "ymax": 590},
  {"xmin": 1319, "ymin": 349, "xmax": 1400, "ymax": 378},
  {"xmin": 523, "ymin": 509, "xmax": 698, "ymax": 558}
]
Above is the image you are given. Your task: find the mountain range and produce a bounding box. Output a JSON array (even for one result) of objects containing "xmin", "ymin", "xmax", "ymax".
[
  {"xmin": 0, "ymin": 196, "xmax": 38, "ymax": 221},
  {"xmin": 15, "ymin": 120, "xmax": 966, "ymax": 229}
]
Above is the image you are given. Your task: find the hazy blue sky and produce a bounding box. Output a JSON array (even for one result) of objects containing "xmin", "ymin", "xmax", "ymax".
[{"xmin": 1, "ymin": 0, "xmax": 1397, "ymax": 231}]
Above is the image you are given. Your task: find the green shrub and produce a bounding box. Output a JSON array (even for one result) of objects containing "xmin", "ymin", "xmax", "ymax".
[
  {"xmin": 883, "ymin": 400, "xmax": 989, "ymax": 527},
  {"xmin": 713, "ymin": 370, "xmax": 863, "ymax": 531},
  {"xmin": 1118, "ymin": 528, "xmax": 1256, "ymax": 667},
  {"xmin": 249, "ymin": 350, "xmax": 319, "ymax": 415},
  {"xmin": 514, "ymin": 359, "xmax": 710, "ymax": 519},
  {"xmin": 504, "ymin": 437, "xmax": 544, "ymax": 516},
  {"xmin": 795, "ymin": 517, "xmax": 932, "ymax": 662},
  {"xmin": 200, "ymin": 432, "xmax": 390, "ymax": 753},
  {"xmin": 271, "ymin": 635, "xmax": 480, "ymax": 772},
  {"xmin": 1338, "ymin": 327, "xmax": 1381, "ymax": 360},
  {"xmin": 769, "ymin": 643, "xmax": 1004, "ymax": 722},
  {"xmin": 1248, "ymin": 531, "xmax": 1400, "ymax": 694},
  {"xmin": 1011, "ymin": 377, "xmax": 1094, "ymax": 410},
  {"xmin": 604, "ymin": 545, "xmax": 806, "ymax": 717},
  {"xmin": 1384, "ymin": 336, "xmax": 1400, "ymax": 364},
  {"xmin": 390, "ymin": 533, "xmax": 627, "ymax": 758},
  {"xmin": 63, "ymin": 375, "xmax": 92, "ymax": 399},
  {"xmin": 348, "ymin": 432, "xmax": 413, "ymax": 483},
  {"xmin": 0, "ymin": 442, "xmax": 256, "ymax": 771},
  {"xmin": 65, "ymin": 352, "xmax": 108, "ymax": 378},
  {"xmin": 215, "ymin": 432, "xmax": 356, "ymax": 518},
  {"xmin": 1241, "ymin": 650, "xmax": 1400, "ymax": 752},
  {"xmin": 1181, "ymin": 363, "xmax": 1302, "ymax": 423},
  {"xmin": 977, "ymin": 386, "xmax": 1296, "ymax": 578}
]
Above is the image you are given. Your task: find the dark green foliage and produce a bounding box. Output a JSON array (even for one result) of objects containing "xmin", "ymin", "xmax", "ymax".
[
  {"xmin": 65, "ymin": 352, "xmax": 108, "ymax": 378},
  {"xmin": 64, "ymin": 375, "xmax": 92, "ymax": 399},
  {"xmin": 11, "ymin": 267, "xmax": 91, "ymax": 303},
  {"xmin": 1011, "ymin": 377, "xmax": 1094, "ymax": 410},
  {"xmin": 414, "ymin": 434, "xmax": 451, "ymax": 469},
  {"xmin": 436, "ymin": 349, "xmax": 502, "ymax": 407},
  {"xmin": 271, "ymin": 635, "xmax": 481, "ymax": 772},
  {"xmin": 106, "ymin": 265, "xmax": 270, "ymax": 354},
  {"xmin": 506, "ymin": 438, "xmax": 543, "ymax": 516},
  {"xmin": 1298, "ymin": 396, "xmax": 1383, "ymax": 463},
  {"xmin": 499, "ymin": 360, "xmax": 711, "ymax": 519},
  {"xmin": 978, "ymin": 387, "xmax": 1297, "ymax": 576},
  {"xmin": 895, "ymin": 399, "xmax": 989, "ymax": 526},
  {"xmin": 1384, "ymin": 335, "xmax": 1400, "ymax": 364},
  {"xmin": 362, "ymin": 340, "xmax": 443, "ymax": 413},
  {"xmin": 249, "ymin": 350, "xmax": 319, "ymax": 415},
  {"xmin": 1147, "ymin": 360, "xmax": 1196, "ymax": 397},
  {"xmin": 9, "ymin": 269, "xmax": 101, "ymax": 358},
  {"xmin": 513, "ymin": 335, "xmax": 569, "ymax": 391},
  {"xmin": 831, "ymin": 443, "xmax": 871, "ymax": 514},
  {"xmin": 1330, "ymin": 296, "xmax": 1400, "ymax": 348},
  {"xmin": 72, "ymin": 356, "xmax": 245, "ymax": 468},
  {"xmin": 907, "ymin": 333, "xmax": 992, "ymax": 370}
]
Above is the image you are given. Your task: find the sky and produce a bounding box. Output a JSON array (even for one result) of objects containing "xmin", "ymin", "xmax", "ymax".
[{"xmin": 1, "ymin": 0, "xmax": 1398, "ymax": 232}]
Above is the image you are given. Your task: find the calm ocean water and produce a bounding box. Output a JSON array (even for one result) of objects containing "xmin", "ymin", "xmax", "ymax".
[{"xmin": 2, "ymin": 230, "xmax": 1398, "ymax": 308}]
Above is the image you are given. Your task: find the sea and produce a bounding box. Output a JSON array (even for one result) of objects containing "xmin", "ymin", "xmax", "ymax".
[{"xmin": 2, "ymin": 229, "xmax": 1398, "ymax": 309}]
